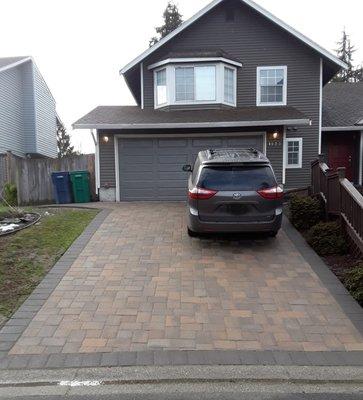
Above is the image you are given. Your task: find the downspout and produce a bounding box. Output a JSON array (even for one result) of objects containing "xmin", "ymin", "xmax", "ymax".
[
  {"xmin": 140, "ymin": 62, "xmax": 144, "ymax": 109},
  {"xmin": 318, "ymin": 58, "xmax": 323, "ymax": 154},
  {"xmin": 91, "ymin": 129, "xmax": 100, "ymax": 196}
]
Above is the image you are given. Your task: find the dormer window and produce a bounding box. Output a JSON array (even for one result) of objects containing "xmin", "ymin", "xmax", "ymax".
[{"xmin": 149, "ymin": 54, "xmax": 241, "ymax": 109}]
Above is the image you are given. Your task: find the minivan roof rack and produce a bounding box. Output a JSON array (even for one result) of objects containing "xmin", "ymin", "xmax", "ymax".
[{"xmin": 203, "ymin": 148, "xmax": 269, "ymax": 164}]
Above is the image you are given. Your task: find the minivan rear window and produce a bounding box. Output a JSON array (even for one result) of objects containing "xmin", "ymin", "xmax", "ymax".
[{"xmin": 199, "ymin": 166, "xmax": 276, "ymax": 191}]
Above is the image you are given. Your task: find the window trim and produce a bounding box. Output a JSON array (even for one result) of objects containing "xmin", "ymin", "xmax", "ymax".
[
  {"xmin": 285, "ymin": 137, "xmax": 303, "ymax": 169},
  {"xmin": 256, "ymin": 66, "xmax": 287, "ymax": 107},
  {"xmin": 154, "ymin": 67, "xmax": 168, "ymax": 107},
  {"xmin": 153, "ymin": 62, "xmax": 237, "ymax": 109}
]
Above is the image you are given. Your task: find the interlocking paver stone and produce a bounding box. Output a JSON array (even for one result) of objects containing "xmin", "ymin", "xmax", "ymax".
[{"xmin": 5, "ymin": 203, "xmax": 363, "ymax": 356}]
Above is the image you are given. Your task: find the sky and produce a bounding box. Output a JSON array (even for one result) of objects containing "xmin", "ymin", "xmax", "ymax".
[{"xmin": 0, "ymin": 0, "xmax": 362, "ymax": 154}]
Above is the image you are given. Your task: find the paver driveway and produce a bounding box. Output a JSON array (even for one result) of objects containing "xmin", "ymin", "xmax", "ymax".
[{"xmin": 9, "ymin": 203, "xmax": 363, "ymax": 355}]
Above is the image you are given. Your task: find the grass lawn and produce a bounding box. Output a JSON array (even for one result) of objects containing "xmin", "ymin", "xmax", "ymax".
[{"xmin": 0, "ymin": 208, "xmax": 98, "ymax": 323}]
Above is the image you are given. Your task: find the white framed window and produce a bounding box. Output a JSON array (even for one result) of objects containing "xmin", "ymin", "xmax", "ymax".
[
  {"xmin": 285, "ymin": 138, "xmax": 302, "ymax": 168},
  {"xmin": 224, "ymin": 66, "xmax": 235, "ymax": 104},
  {"xmin": 257, "ymin": 66, "xmax": 287, "ymax": 106},
  {"xmin": 153, "ymin": 62, "xmax": 237, "ymax": 108},
  {"xmin": 175, "ymin": 65, "xmax": 216, "ymax": 102},
  {"xmin": 155, "ymin": 68, "xmax": 167, "ymax": 106}
]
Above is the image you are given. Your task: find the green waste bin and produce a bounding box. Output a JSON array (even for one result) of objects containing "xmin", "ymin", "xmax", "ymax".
[{"xmin": 69, "ymin": 170, "xmax": 91, "ymax": 203}]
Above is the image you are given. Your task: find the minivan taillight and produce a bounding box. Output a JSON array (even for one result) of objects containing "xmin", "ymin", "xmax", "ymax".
[
  {"xmin": 188, "ymin": 187, "xmax": 218, "ymax": 200},
  {"xmin": 257, "ymin": 186, "xmax": 284, "ymax": 200}
]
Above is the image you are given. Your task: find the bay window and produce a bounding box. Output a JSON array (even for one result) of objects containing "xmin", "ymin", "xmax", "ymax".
[
  {"xmin": 155, "ymin": 68, "xmax": 167, "ymax": 106},
  {"xmin": 224, "ymin": 66, "xmax": 235, "ymax": 104},
  {"xmin": 175, "ymin": 66, "xmax": 216, "ymax": 102},
  {"xmin": 153, "ymin": 62, "xmax": 237, "ymax": 108}
]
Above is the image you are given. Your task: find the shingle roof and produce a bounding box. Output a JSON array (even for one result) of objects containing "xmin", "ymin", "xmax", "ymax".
[
  {"xmin": 163, "ymin": 49, "xmax": 242, "ymax": 63},
  {"xmin": 323, "ymin": 82, "xmax": 363, "ymax": 128},
  {"xmin": 73, "ymin": 105, "xmax": 309, "ymax": 129},
  {"xmin": 0, "ymin": 56, "xmax": 30, "ymax": 71}
]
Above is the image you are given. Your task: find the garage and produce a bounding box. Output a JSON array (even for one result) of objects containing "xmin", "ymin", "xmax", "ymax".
[{"xmin": 117, "ymin": 134, "xmax": 265, "ymax": 201}]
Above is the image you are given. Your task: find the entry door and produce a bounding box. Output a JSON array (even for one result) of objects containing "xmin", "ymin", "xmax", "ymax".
[{"xmin": 328, "ymin": 134, "xmax": 355, "ymax": 181}]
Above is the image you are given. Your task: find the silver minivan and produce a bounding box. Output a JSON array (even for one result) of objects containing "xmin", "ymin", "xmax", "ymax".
[{"xmin": 182, "ymin": 148, "xmax": 283, "ymax": 237}]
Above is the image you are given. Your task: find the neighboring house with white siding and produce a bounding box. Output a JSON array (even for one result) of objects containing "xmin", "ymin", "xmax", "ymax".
[{"xmin": 0, "ymin": 56, "xmax": 57, "ymax": 158}]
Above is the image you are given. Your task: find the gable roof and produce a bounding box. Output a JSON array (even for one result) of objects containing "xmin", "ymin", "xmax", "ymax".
[
  {"xmin": 322, "ymin": 82, "xmax": 363, "ymax": 130},
  {"xmin": 0, "ymin": 56, "xmax": 31, "ymax": 73},
  {"xmin": 120, "ymin": 0, "xmax": 346, "ymax": 75}
]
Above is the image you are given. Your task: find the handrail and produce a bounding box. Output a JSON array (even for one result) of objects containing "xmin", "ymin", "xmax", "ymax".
[
  {"xmin": 311, "ymin": 154, "xmax": 363, "ymax": 252},
  {"xmin": 341, "ymin": 179, "xmax": 363, "ymax": 209}
]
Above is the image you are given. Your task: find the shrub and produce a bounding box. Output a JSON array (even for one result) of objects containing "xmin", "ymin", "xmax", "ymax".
[
  {"xmin": 306, "ymin": 221, "xmax": 347, "ymax": 256},
  {"xmin": 289, "ymin": 195, "xmax": 323, "ymax": 231},
  {"xmin": 2, "ymin": 182, "xmax": 17, "ymax": 206},
  {"xmin": 344, "ymin": 264, "xmax": 363, "ymax": 305}
]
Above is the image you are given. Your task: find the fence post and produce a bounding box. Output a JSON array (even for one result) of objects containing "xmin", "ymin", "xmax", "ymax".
[
  {"xmin": 337, "ymin": 167, "xmax": 346, "ymax": 217},
  {"xmin": 337, "ymin": 167, "xmax": 346, "ymax": 180}
]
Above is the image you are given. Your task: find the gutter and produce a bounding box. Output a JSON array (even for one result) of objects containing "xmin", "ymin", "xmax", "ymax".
[
  {"xmin": 322, "ymin": 126, "xmax": 363, "ymax": 132},
  {"xmin": 73, "ymin": 118, "xmax": 311, "ymax": 130}
]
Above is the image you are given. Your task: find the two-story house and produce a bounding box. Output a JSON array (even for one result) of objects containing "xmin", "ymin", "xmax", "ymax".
[
  {"xmin": 74, "ymin": 0, "xmax": 346, "ymax": 201},
  {"xmin": 0, "ymin": 56, "xmax": 57, "ymax": 159}
]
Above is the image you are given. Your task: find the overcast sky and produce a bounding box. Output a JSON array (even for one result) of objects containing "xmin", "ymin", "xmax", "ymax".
[{"xmin": 1, "ymin": 0, "xmax": 362, "ymax": 153}]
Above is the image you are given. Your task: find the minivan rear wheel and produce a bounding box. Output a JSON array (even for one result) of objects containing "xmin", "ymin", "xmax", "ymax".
[{"xmin": 187, "ymin": 228, "xmax": 198, "ymax": 237}]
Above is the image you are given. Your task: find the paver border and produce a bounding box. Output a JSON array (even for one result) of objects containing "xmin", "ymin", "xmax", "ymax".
[
  {"xmin": 0, "ymin": 208, "xmax": 111, "ymax": 359},
  {"xmin": 0, "ymin": 207, "xmax": 362, "ymax": 370},
  {"xmin": 282, "ymin": 217, "xmax": 363, "ymax": 335}
]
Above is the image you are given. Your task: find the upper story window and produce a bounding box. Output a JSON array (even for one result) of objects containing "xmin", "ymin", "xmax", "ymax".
[
  {"xmin": 155, "ymin": 68, "xmax": 167, "ymax": 106},
  {"xmin": 257, "ymin": 66, "xmax": 287, "ymax": 106},
  {"xmin": 224, "ymin": 67, "xmax": 235, "ymax": 104},
  {"xmin": 151, "ymin": 58, "xmax": 240, "ymax": 109},
  {"xmin": 175, "ymin": 66, "xmax": 216, "ymax": 102}
]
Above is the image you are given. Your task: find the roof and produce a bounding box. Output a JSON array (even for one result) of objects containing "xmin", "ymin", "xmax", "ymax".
[
  {"xmin": 0, "ymin": 56, "xmax": 31, "ymax": 73},
  {"xmin": 322, "ymin": 82, "xmax": 363, "ymax": 130},
  {"xmin": 73, "ymin": 105, "xmax": 310, "ymax": 130},
  {"xmin": 148, "ymin": 48, "xmax": 243, "ymax": 70},
  {"xmin": 120, "ymin": 0, "xmax": 346, "ymax": 75}
]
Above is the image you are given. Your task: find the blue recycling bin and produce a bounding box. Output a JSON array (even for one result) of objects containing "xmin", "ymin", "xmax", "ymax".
[{"xmin": 51, "ymin": 172, "xmax": 73, "ymax": 204}]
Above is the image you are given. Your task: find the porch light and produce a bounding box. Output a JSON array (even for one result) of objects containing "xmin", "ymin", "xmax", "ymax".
[
  {"xmin": 103, "ymin": 135, "xmax": 109, "ymax": 143},
  {"xmin": 272, "ymin": 131, "xmax": 279, "ymax": 140}
]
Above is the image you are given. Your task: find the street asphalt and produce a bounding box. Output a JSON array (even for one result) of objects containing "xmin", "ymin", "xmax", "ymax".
[{"xmin": 0, "ymin": 365, "xmax": 361, "ymax": 399}]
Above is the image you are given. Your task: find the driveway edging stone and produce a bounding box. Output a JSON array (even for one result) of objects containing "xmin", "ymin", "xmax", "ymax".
[{"xmin": 0, "ymin": 209, "xmax": 111, "ymax": 359}]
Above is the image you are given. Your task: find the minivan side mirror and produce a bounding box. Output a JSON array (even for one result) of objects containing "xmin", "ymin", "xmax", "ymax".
[{"xmin": 182, "ymin": 164, "xmax": 193, "ymax": 172}]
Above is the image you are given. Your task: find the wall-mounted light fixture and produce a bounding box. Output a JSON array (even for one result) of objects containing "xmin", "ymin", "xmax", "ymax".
[
  {"xmin": 103, "ymin": 135, "xmax": 109, "ymax": 143},
  {"xmin": 272, "ymin": 131, "xmax": 279, "ymax": 140}
]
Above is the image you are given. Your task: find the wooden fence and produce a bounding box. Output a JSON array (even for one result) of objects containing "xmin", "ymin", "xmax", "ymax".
[
  {"xmin": 0, "ymin": 152, "xmax": 95, "ymax": 205},
  {"xmin": 311, "ymin": 154, "xmax": 363, "ymax": 254}
]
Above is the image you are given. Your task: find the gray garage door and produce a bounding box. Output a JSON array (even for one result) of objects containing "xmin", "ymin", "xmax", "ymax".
[{"xmin": 118, "ymin": 135, "xmax": 264, "ymax": 201}]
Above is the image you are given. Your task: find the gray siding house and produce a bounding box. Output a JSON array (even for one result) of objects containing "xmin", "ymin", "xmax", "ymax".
[
  {"xmin": 0, "ymin": 56, "xmax": 57, "ymax": 158},
  {"xmin": 74, "ymin": 0, "xmax": 346, "ymax": 201}
]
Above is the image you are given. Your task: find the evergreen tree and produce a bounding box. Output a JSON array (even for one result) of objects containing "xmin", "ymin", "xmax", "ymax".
[
  {"xmin": 149, "ymin": 2, "xmax": 183, "ymax": 47},
  {"xmin": 333, "ymin": 30, "xmax": 363, "ymax": 82},
  {"xmin": 56, "ymin": 118, "xmax": 76, "ymax": 157}
]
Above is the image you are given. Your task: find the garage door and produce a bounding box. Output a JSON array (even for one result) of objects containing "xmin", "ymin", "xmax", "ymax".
[{"xmin": 118, "ymin": 135, "xmax": 264, "ymax": 201}]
